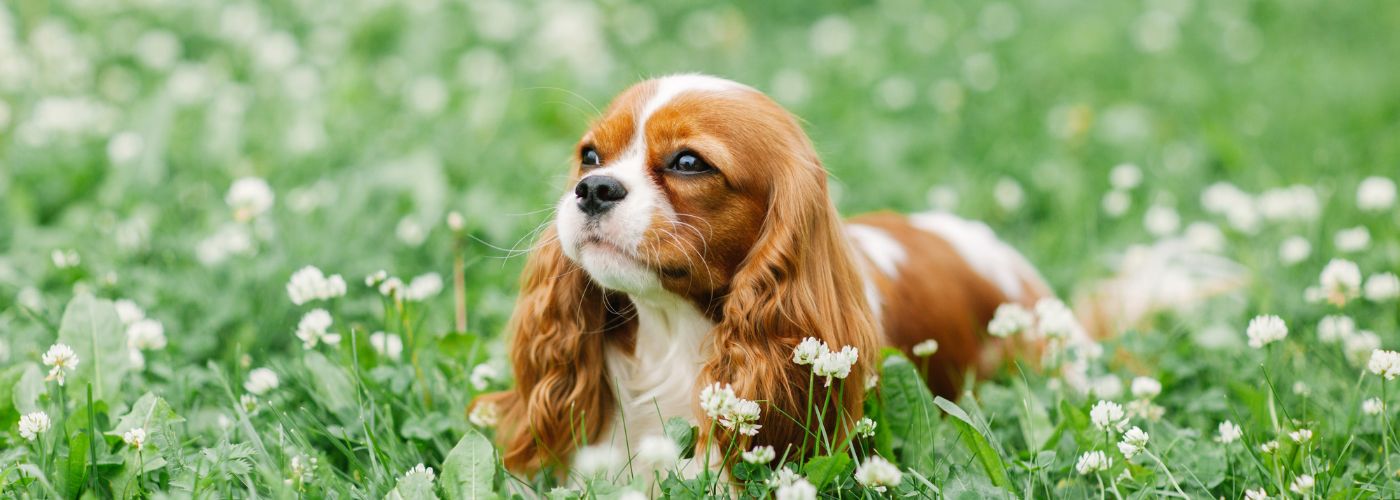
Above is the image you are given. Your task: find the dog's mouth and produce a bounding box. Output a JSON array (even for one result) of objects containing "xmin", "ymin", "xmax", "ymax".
[{"xmin": 578, "ymin": 235, "xmax": 690, "ymax": 279}]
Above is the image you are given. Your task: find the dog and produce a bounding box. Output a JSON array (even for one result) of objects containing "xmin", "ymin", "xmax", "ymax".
[{"xmin": 476, "ymin": 74, "xmax": 1235, "ymax": 477}]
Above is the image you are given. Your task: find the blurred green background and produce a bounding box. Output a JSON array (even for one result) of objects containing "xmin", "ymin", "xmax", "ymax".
[{"xmin": 2, "ymin": 0, "xmax": 1398, "ymax": 361}]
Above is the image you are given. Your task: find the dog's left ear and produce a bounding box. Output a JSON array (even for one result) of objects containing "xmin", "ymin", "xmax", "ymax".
[{"xmin": 700, "ymin": 142, "xmax": 880, "ymax": 458}]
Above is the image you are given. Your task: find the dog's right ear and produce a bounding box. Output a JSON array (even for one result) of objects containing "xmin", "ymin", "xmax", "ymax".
[{"xmin": 474, "ymin": 226, "xmax": 617, "ymax": 473}]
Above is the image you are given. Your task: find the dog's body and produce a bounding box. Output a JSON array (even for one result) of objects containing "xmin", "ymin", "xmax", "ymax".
[{"xmin": 480, "ymin": 74, "xmax": 1059, "ymax": 476}]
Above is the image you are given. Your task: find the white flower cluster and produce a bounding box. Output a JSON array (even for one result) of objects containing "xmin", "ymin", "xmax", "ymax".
[
  {"xmin": 1365, "ymin": 272, "xmax": 1400, "ymax": 302},
  {"xmin": 42, "ymin": 343, "xmax": 79, "ymax": 386},
  {"xmin": 1313, "ymin": 258, "xmax": 1362, "ymax": 306},
  {"xmin": 1357, "ymin": 176, "xmax": 1396, "ymax": 212},
  {"xmin": 245, "ymin": 367, "xmax": 279, "ymax": 395},
  {"xmin": 469, "ymin": 364, "xmax": 500, "ymax": 391},
  {"xmin": 468, "ymin": 401, "xmax": 499, "ymax": 428},
  {"xmin": 1117, "ymin": 426, "xmax": 1149, "ymax": 459},
  {"xmin": 367, "ymin": 271, "xmax": 444, "ymax": 302},
  {"xmin": 369, "ymin": 332, "xmax": 403, "ymax": 360},
  {"xmin": 403, "ymin": 463, "xmax": 435, "ymax": 484},
  {"xmin": 987, "ymin": 303, "xmax": 1035, "ymax": 337},
  {"xmin": 1089, "ymin": 400, "xmax": 1127, "ymax": 432},
  {"xmin": 853, "ymin": 455, "xmax": 902, "ymax": 493},
  {"xmin": 792, "ymin": 337, "xmax": 859, "ymax": 387},
  {"xmin": 122, "ymin": 427, "xmax": 147, "ymax": 450},
  {"xmin": 115, "ymin": 299, "xmax": 166, "ymax": 369},
  {"xmin": 853, "ymin": 417, "xmax": 878, "ymax": 438},
  {"xmin": 911, "ymin": 339, "xmax": 939, "ymax": 357},
  {"xmin": 1126, "ymin": 376, "xmax": 1165, "ymax": 421},
  {"xmin": 286, "ymin": 266, "xmax": 347, "ymax": 305},
  {"xmin": 1216, "ymin": 420, "xmax": 1243, "ymax": 444},
  {"xmin": 699, "ymin": 383, "xmax": 762, "ymax": 436},
  {"xmin": 19, "ymin": 411, "xmax": 51, "ymax": 441},
  {"xmin": 1075, "ymin": 450, "xmax": 1111, "ymax": 475},
  {"xmin": 226, "ymin": 177, "xmax": 274, "ymax": 222},
  {"xmin": 294, "ymin": 309, "xmax": 340, "ymax": 349},
  {"xmin": 1245, "ymin": 314, "xmax": 1287, "ymax": 349},
  {"xmin": 1368, "ymin": 349, "xmax": 1400, "ymax": 380},
  {"xmin": 741, "ymin": 445, "xmax": 775, "ymax": 464}
]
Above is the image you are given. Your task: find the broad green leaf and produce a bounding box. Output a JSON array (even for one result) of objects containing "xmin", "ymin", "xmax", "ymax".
[
  {"xmin": 663, "ymin": 417, "xmax": 697, "ymax": 459},
  {"xmin": 56, "ymin": 294, "xmax": 131, "ymax": 402},
  {"xmin": 439, "ymin": 427, "xmax": 498, "ymax": 500},
  {"xmin": 1013, "ymin": 379, "xmax": 1054, "ymax": 452},
  {"xmin": 802, "ymin": 453, "xmax": 852, "ymax": 489},
  {"xmin": 934, "ymin": 396, "xmax": 1013, "ymax": 492},
  {"xmin": 62, "ymin": 430, "xmax": 90, "ymax": 499},
  {"xmin": 879, "ymin": 355, "xmax": 939, "ymax": 475},
  {"xmin": 304, "ymin": 351, "xmax": 357, "ymax": 416},
  {"xmin": 106, "ymin": 392, "xmax": 184, "ymax": 466},
  {"xmin": 14, "ymin": 364, "xmax": 47, "ymax": 415},
  {"xmin": 110, "ymin": 447, "xmax": 167, "ymax": 500}
]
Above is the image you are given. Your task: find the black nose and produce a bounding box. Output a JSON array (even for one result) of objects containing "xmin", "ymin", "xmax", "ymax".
[{"xmin": 574, "ymin": 175, "xmax": 627, "ymax": 215}]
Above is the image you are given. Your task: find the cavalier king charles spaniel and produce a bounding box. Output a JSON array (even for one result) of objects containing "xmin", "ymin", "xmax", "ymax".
[{"xmin": 480, "ymin": 74, "xmax": 1076, "ymax": 476}]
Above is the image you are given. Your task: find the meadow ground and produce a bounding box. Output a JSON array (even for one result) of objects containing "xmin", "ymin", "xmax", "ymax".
[{"xmin": 2, "ymin": 0, "xmax": 1400, "ymax": 498}]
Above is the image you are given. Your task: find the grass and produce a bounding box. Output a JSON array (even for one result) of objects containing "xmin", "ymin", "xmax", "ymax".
[{"xmin": 2, "ymin": 0, "xmax": 1399, "ymax": 497}]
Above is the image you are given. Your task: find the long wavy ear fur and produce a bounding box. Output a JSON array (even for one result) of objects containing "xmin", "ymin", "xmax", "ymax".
[
  {"xmin": 700, "ymin": 143, "xmax": 880, "ymax": 460},
  {"xmin": 476, "ymin": 227, "xmax": 624, "ymax": 473}
]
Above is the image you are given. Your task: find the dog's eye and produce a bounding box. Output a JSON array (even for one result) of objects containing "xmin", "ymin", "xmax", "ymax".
[
  {"xmin": 668, "ymin": 152, "xmax": 713, "ymax": 174},
  {"xmin": 581, "ymin": 147, "xmax": 602, "ymax": 166}
]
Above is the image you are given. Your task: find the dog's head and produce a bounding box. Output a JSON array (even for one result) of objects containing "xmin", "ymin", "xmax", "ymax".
[{"xmin": 483, "ymin": 74, "xmax": 878, "ymax": 473}]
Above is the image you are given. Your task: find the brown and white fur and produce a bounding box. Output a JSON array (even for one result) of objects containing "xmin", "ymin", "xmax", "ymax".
[{"xmin": 475, "ymin": 74, "xmax": 1225, "ymax": 478}]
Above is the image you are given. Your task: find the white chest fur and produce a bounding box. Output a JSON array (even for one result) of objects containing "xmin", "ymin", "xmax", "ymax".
[{"xmin": 594, "ymin": 292, "xmax": 714, "ymax": 462}]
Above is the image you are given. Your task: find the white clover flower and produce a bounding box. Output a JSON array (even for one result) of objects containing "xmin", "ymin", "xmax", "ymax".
[
  {"xmin": 1244, "ymin": 488, "xmax": 1269, "ymax": 500},
  {"xmin": 1117, "ymin": 426, "xmax": 1149, "ymax": 459},
  {"xmin": 226, "ymin": 177, "xmax": 274, "ymax": 221},
  {"xmin": 1259, "ymin": 440, "xmax": 1279, "ymax": 454},
  {"xmin": 1090, "ymin": 375, "xmax": 1124, "ymax": 399},
  {"xmin": 1317, "ymin": 315, "xmax": 1355, "ymax": 343},
  {"xmin": 573, "ymin": 444, "xmax": 622, "ymax": 477},
  {"xmin": 114, "ymin": 299, "xmax": 146, "ymax": 325},
  {"xmin": 994, "ymin": 177, "xmax": 1024, "ymax": 212},
  {"xmin": 1365, "ymin": 273, "xmax": 1400, "ymax": 302},
  {"xmin": 911, "ymin": 339, "xmax": 939, "ymax": 357},
  {"xmin": 244, "ymin": 367, "xmax": 279, "ymax": 395},
  {"xmin": 812, "ymin": 345, "xmax": 858, "ymax": 386},
  {"xmin": 854, "ymin": 417, "xmax": 878, "ymax": 438},
  {"xmin": 51, "ymin": 249, "xmax": 81, "ymax": 269},
  {"xmin": 446, "ymin": 211, "xmax": 466, "ymax": 232},
  {"xmin": 1246, "ymin": 315, "xmax": 1287, "ymax": 349},
  {"xmin": 122, "ymin": 427, "xmax": 147, "ymax": 450},
  {"xmin": 1357, "ymin": 176, "xmax": 1396, "ymax": 212},
  {"xmin": 1334, "ymin": 226, "xmax": 1371, "ymax": 253},
  {"xmin": 469, "ymin": 364, "xmax": 499, "ymax": 391},
  {"xmin": 378, "ymin": 277, "xmax": 406, "ymax": 298},
  {"xmin": 1368, "ymin": 349, "xmax": 1400, "ymax": 380},
  {"xmin": 1289, "ymin": 475, "xmax": 1314, "ymax": 495},
  {"xmin": 1109, "ymin": 163, "xmax": 1143, "ymax": 190},
  {"xmin": 1130, "ymin": 376, "xmax": 1161, "ymax": 400},
  {"xmin": 1144, "ymin": 204, "xmax": 1180, "ymax": 237},
  {"xmin": 1345, "ymin": 331, "xmax": 1382, "ymax": 366},
  {"xmin": 699, "ymin": 383, "xmax": 763, "ymax": 436},
  {"xmin": 741, "ymin": 445, "xmax": 776, "ymax": 464},
  {"xmin": 1319, "ymin": 258, "xmax": 1362, "ymax": 306},
  {"xmin": 369, "ymin": 332, "xmax": 403, "ymax": 361},
  {"xmin": 396, "ymin": 218, "xmax": 427, "ymax": 247},
  {"xmin": 1279, "ymin": 236, "xmax": 1311, "ymax": 266},
  {"xmin": 1288, "ymin": 428, "xmax": 1312, "ymax": 443},
  {"xmin": 775, "ymin": 478, "xmax": 817, "ymax": 500},
  {"xmin": 1292, "ymin": 381, "xmax": 1311, "ymax": 396},
  {"xmin": 403, "ymin": 463, "xmax": 435, "ymax": 483},
  {"xmin": 126, "ymin": 318, "xmax": 167, "ymax": 351},
  {"xmin": 294, "ymin": 309, "xmax": 340, "ymax": 349},
  {"xmin": 864, "ymin": 373, "xmax": 880, "ymax": 390},
  {"xmin": 288, "ymin": 454, "xmax": 318, "ymax": 486},
  {"xmin": 1184, "ymin": 222, "xmax": 1226, "ymax": 252},
  {"xmin": 792, "ymin": 337, "xmax": 826, "ymax": 366},
  {"xmin": 42, "ymin": 343, "xmax": 79, "ymax": 386},
  {"xmin": 286, "ymin": 266, "xmax": 347, "ymax": 305},
  {"xmin": 19, "ymin": 411, "xmax": 51, "ymax": 441},
  {"xmin": 637, "ymin": 435, "xmax": 681, "ymax": 469},
  {"xmin": 988, "ymin": 303, "xmax": 1034, "ymax": 337},
  {"xmin": 1090, "ymin": 400, "xmax": 1128, "ymax": 432},
  {"xmin": 1126, "ymin": 399, "xmax": 1165, "ymax": 422},
  {"xmin": 1102, "ymin": 190, "xmax": 1131, "ymax": 217},
  {"xmin": 404, "ymin": 273, "xmax": 444, "ymax": 301},
  {"xmin": 365, "ymin": 270, "xmax": 388, "ymax": 287},
  {"xmin": 1034, "ymin": 298, "xmax": 1083, "ymax": 340},
  {"xmin": 1363, "ymin": 397, "xmax": 1385, "ymax": 415},
  {"xmin": 854, "ymin": 455, "xmax": 902, "ymax": 492},
  {"xmin": 240, "ymin": 394, "xmax": 259, "ymax": 415},
  {"xmin": 468, "ymin": 401, "xmax": 498, "ymax": 427},
  {"xmin": 1075, "ymin": 450, "xmax": 1111, "ymax": 475}
]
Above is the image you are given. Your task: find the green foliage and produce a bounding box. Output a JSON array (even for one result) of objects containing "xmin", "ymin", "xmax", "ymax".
[
  {"xmin": 439, "ymin": 428, "xmax": 498, "ymax": 500},
  {"xmin": 56, "ymin": 294, "xmax": 130, "ymax": 403},
  {"xmin": 935, "ymin": 396, "xmax": 1015, "ymax": 492}
]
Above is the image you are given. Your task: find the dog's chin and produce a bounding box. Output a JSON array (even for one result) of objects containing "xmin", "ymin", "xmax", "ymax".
[{"xmin": 575, "ymin": 242, "xmax": 663, "ymax": 296}]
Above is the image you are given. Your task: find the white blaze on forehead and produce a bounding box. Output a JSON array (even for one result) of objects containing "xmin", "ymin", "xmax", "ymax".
[
  {"xmin": 846, "ymin": 224, "xmax": 907, "ymax": 278},
  {"xmin": 627, "ymin": 73, "xmax": 750, "ymax": 154},
  {"xmin": 910, "ymin": 212, "xmax": 1039, "ymax": 300}
]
